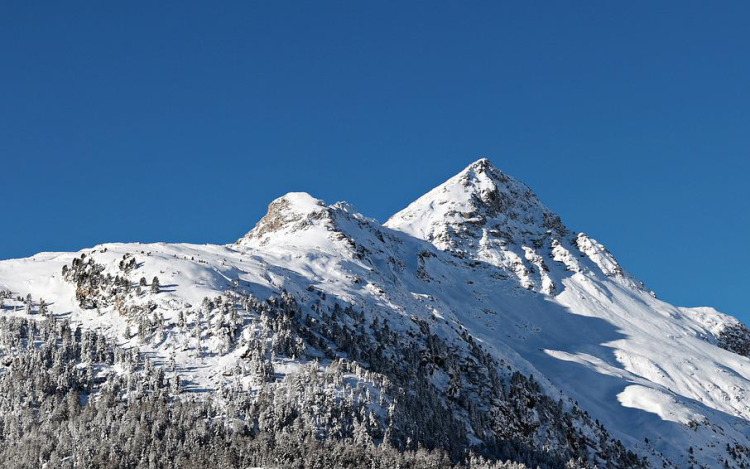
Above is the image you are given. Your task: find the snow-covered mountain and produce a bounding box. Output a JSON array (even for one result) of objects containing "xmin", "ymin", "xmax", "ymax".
[{"xmin": 1, "ymin": 159, "xmax": 748, "ymax": 468}]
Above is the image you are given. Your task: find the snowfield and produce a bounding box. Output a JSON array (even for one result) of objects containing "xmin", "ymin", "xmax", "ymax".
[{"xmin": 1, "ymin": 159, "xmax": 748, "ymax": 467}]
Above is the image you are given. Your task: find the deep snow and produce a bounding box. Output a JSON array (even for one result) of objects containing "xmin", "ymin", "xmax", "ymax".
[{"xmin": 1, "ymin": 159, "xmax": 748, "ymax": 467}]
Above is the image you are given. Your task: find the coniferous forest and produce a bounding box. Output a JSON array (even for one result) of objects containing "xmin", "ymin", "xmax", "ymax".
[{"xmin": 0, "ymin": 271, "xmax": 642, "ymax": 468}]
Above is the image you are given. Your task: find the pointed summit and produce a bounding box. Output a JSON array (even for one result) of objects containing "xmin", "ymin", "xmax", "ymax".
[
  {"xmin": 467, "ymin": 157, "xmax": 493, "ymax": 172},
  {"xmin": 385, "ymin": 158, "xmax": 567, "ymax": 252},
  {"xmin": 385, "ymin": 159, "xmax": 644, "ymax": 293}
]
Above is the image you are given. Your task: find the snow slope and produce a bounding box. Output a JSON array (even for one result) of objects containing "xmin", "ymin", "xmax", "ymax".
[{"xmin": 1, "ymin": 159, "xmax": 748, "ymax": 467}]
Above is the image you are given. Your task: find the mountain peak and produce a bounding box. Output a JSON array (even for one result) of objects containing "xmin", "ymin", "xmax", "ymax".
[
  {"xmin": 467, "ymin": 157, "xmax": 493, "ymax": 171},
  {"xmin": 2, "ymin": 158, "xmax": 746, "ymax": 468},
  {"xmin": 385, "ymin": 158, "xmax": 567, "ymax": 252},
  {"xmin": 237, "ymin": 192, "xmax": 330, "ymax": 246},
  {"xmin": 272, "ymin": 192, "xmax": 327, "ymax": 215},
  {"xmin": 457, "ymin": 157, "xmax": 504, "ymax": 189}
]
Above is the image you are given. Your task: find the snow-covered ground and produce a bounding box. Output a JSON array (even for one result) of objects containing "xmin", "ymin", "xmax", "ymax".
[{"xmin": 1, "ymin": 159, "xmax": 748, "ymax": 467}]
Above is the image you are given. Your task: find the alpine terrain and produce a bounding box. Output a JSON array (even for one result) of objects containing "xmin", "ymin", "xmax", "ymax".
[{"xmin": 0, "ymin": 159, "xmax": 748, "ymax": 468}]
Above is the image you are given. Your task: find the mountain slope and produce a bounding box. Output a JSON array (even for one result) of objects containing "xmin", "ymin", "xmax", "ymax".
[
  {"xmin": 0, "ymin": 159, "xmax": 748, "ymax": 468},
  {"xmin": 386, "ymin": 160, "xmax": 750, "ymax": 465}
]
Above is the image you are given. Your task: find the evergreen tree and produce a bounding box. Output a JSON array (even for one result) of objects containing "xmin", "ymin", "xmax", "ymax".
[{"xmin": 4, "ymin": 280, "xmax": 652, "ymax": 468}]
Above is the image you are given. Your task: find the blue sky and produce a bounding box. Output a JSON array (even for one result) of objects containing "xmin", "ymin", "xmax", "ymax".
[{"xmin": 1, "ymin": 2, "xmax": 749, "ymax": 320}]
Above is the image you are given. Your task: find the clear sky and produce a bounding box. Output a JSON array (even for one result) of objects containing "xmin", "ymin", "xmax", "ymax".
[{"xmin": 1, "ymin": 2, "xmax": 748, "ymax": 320}]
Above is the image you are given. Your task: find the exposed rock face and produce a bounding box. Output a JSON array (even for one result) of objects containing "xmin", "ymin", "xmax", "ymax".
[
  {"xmin": 717, "ymin": 323, "xmax": 750, "ymax": 356},
  {"xmin": 238, "ymin": 192, "xmax": 331, "ymax": 246}
]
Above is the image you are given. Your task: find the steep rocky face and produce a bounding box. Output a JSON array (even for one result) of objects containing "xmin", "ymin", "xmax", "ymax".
[
  {"xmin": 680, "ymin": 306, "xmax": 750, "ymax": 357},
  {"xmin": 237, "ymin": 192, "xmax": 333, "ymax": 247},
  {"xmin": 237, "ymin": 192, "xmax": 400, "ymax": 271},
  {"xmin": 718, "ymin": 323, "xmax": 750, "ymax": 356}
]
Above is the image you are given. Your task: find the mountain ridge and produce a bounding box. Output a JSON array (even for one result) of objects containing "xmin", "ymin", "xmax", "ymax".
[{"xmin": 0, "ymin": 159, "xmax": 748, "ymax": 468}]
